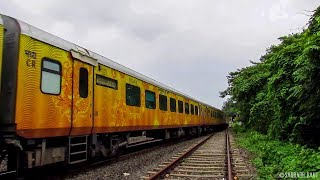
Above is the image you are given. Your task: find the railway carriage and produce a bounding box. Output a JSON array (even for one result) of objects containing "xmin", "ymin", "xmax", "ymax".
[{"xmin": 0, "ymin": 14, "xmax": 227, "ymax": 174}]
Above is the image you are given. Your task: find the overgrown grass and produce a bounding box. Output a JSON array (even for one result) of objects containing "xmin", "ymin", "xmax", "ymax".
[{"xmin": 233, "ymin": 126, "xmax": 320, "ymax": 179}]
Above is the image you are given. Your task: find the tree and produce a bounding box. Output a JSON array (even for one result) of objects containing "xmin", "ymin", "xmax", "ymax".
[{"xmin": 221, "ymin": 6, "xmax": 320, "ymax": 146}]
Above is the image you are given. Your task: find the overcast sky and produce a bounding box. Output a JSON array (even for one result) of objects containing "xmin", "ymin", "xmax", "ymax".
[{"xmin": 1, "ymin": 0, "xmax": 319, "ymax": 108}]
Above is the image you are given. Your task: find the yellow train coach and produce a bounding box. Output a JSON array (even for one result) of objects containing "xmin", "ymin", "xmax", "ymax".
[{"xmin": 0, "ymin": 14, "xmax": 227, "ymax": 173}]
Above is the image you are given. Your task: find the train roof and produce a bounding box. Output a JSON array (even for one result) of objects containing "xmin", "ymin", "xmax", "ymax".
[{"xmin": 4, "ymin": 14, "xmax": 220, "ymax": 111}]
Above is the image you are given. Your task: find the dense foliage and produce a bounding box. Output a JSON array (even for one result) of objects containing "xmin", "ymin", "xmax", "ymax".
[
  {"xmin": 221, "ymin": 7, "xmax": 320, "ymax": 146},
  {"xmin": 234, "ymin": 129, "xmax": 320, "ymax": 179}
]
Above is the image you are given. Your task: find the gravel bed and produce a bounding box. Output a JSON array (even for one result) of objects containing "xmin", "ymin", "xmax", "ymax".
[
  {"xmin": 0, "ymin": 156, "xmax": 7, "ymax": 172},
  {"xmin": 230, "ymin": 132, "xmax": 257, "ymax": 178},
  {"xmin": 66, "ymin": 136, "xmax": 208, "ymax": 180}
]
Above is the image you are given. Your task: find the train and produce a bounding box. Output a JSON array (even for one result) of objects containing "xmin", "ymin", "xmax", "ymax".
[{"xmin": 0, "ymin": 14, "xmax": 227, "ymax": 174}]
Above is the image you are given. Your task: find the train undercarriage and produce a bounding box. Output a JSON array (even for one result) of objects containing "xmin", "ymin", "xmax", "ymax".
[{"xmin": 0, "ymin": 124, "xmax": 227, "ymax": 178}]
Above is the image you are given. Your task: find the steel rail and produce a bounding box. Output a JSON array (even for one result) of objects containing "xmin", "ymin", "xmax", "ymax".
[
  {"xmin": 0, "ymin": 170, "xmax": 16, "ymax": 179},
  {"xmin": 67, "ymin": 137, "xmax": 189, "ymax": 177},
  {"xmin": 148, "ymin": 134, "xmax": 214, "ymax": 180},
  {"xmin": 226, "ymin": 130, "xmax": 234, "ymax": 180},
  {"xmin": 67, "ymin": 138, "xmax": 166, "ymax": 175}
]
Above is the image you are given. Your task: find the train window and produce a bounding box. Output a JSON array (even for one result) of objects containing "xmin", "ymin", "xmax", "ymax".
[
  {"xmin": 211, "ymin": 111, "xmax": 213, "ymax": 118},
  {"xmin": 159, "ymin": 94, "xmax": 167, "ymax": 111},
  {"xmin": 96, "ymin": 74, "xmax": 118, "ymax": 89},
  {"xmin": 170, "ymin": 98, "xmax": 176, "ymax": 112},
  {"xmin": 145, "ymin": 90, "xmax": 156, "ymax": 109},
  {"xmin": 41, "ymin": 58, "xmax": 61, "ymax": 95},
  {"xmin": 79, "ymin": 68, "xmax": 88, "ymax": 98},
  {"xmin": 195, "ymin": 106, "xmax": 198, "ymax": 115},
  {"xmin": 178, "ymin": 100, "xmax": 183, "ymax": 113},
  {"xmin": 185, "ymin": 102, "xmax": 189, "ymax": 114},
  {"xmin": 191, "ymin": 104, "xmax": 194, "ymax": 115},
  {"xmin": 126, "ymin": 84, "xmax": 140, "ymax": 107}
]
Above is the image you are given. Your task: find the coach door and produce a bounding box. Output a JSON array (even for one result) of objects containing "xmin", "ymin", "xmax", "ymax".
[
  {"xmin": 70, "ymin": 59, "xmax": 94, "ymax": 136},
  {"xmin": 201, "ymin": 106, "xmax": 205, "ymax": 125}
]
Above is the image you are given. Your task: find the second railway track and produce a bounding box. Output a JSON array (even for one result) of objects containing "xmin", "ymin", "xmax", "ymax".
[{"xmin": 141, "ymin": 130, "xmax": 255, "ymax": 180}]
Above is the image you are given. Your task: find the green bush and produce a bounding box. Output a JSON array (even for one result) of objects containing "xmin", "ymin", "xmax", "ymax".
[
  {"xmin": 235, "ymin": 131, "xmax": 320, "ymax": 179},
  {"xmin": 231, "ymin": 122, "xmax": 246, "ymax": 133},
  {"xmin": 221, "ymin": 6, "xmax": 320, "ymax": 146}
]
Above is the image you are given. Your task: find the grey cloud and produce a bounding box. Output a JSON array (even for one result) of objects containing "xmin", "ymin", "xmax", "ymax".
[{"xmin": 0, "ymin": 0, "xmax": 318, "ymax": 108}]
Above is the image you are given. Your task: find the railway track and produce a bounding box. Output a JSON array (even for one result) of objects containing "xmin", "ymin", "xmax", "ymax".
[
  {"xmin": 0, "ymin": 137, "xmax": 165, "ymax": 179},
  {"xmin": 0, "ymin": 154, "xmax": 16, "ymax": 179},
  {"xmin": 1, "ymin": 135, "xmax": 214, "ymax": 179},
  {"xmin": 44, "ymin": 135, "xmax": 211, "ymax": 179},
  {"xmin": 141, "ymin": 130, "xmax": 255, "ymax": 179},
  {"xmin": 0, "ymin": 170, "xmax": 16, "ymax": 179},
  {"xmin": 67, "ymin": 138, "xmax": 165, "ymax": 175}
]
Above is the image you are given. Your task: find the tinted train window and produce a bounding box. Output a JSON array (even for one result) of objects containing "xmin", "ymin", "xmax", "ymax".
[
  {"xmin": 185, "ymin": 102, "xmax": 189, "ymax": 114},
  {"xmin": 41, "ymin": 58, "xmax": 61, "ymax": 95},
  {"xmin": 195, "ymin": 106, "xmax": 198, "ymax": 115},
  {"xmin": 96, "ymin": 74, "xmax": 118, "ymax": 89},
  {"xmin": 191, "ymin": 104, "xmax": 194, "ymax": 115},
  {"xmin": 178, "ymin": 100, "xmax": 183, "ymax": 113},
  {"xmin": 170, "ymin": 98, "xmax": 176, "ymax": 112},
  {"xmin": 145, "ymin": 90, "xmax": 156, "ymax": 109},
  {"xmin": 159, "ymin": 94, "xmax": 167, "ymax": 111},
  {"xmin": 126, "ymin": 84, "xmax": 140, "ymax": 107},
  {"xmin": 79, "ymin": 68, "xmax": 88, "ymax": 98}
]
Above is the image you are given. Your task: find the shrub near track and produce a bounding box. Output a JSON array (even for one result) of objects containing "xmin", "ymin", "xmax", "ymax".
[
  {"xmin": 221, "ymin": 6, "xmax": 320, "ymax": 146},
  {"xmin": 223, "ymin": 6, "xmax": 320, "ymax": 179},
  {"xmin": 233, "ymin": 128, "xmax": 320, "ymax": 179}
]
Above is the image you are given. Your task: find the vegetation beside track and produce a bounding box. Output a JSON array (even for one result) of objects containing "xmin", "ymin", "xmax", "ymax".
[
  {"xmin": 221, "ymin": 6, "xmax": 320, "ymax": 177},
  {"xmin": 221, "ymin": 6, "xmax": 320, "ymax": 147},
  {"xmin": 232, "ymin": 125, "xmax": 320, "ymax": 179}
]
